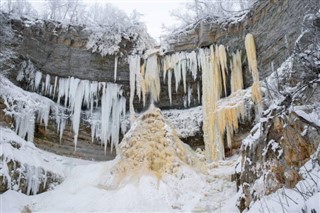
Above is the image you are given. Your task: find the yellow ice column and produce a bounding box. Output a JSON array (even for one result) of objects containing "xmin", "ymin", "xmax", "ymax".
[
  {"xmin": 218, "ymin": 45, "xmax": 228, "ymax": 96},
  {"xmin": 200, "ymin": 45, "xmax": 225, "ymax": 161},
  {"xmin": 245, "ymin": 33, "xmax": 263, "ymax": 113},
  {"xmin": 231, "ymin": 50, "xmax": 244, "ymax": 93}
]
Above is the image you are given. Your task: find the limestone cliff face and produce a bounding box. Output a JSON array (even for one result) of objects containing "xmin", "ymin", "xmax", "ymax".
[{"xmin": 6, "ymin": 0, "xmax": 318, "ymax": 111}]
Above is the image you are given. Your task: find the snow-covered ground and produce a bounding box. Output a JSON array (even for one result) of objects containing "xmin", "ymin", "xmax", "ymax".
[
  {"xmin": 246, "ymin": 157, "xmax": 320, "ymax": 213},
  {"xmin": 1, "ymin": 126, "xmax": 239, "ymax": 212}
]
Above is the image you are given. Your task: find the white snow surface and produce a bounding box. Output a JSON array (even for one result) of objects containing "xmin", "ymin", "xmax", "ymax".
[{"xmin": 1, "ymin": 126, "xmax": 240, "ymax": 213}]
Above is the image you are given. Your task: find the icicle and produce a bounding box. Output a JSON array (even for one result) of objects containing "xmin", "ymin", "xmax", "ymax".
[
  {"xmin": 181, "ymin": 56, "xmax": 187, "ymax": 93},
  {"xmin": 68, "ymin": 77, "xmax": 80, "ymax": 110},
  {"xmin": 114, "ymin": 55, "xmax": 118, "ymax": 82},
  {"xmin": 53, "ymin": 76, "xmax": 58, "ymax": 98},
  {"xmin": 187, "ymin": 85, "xmax": 192, "ymax": 107},
  {"xmin": 45, "ymin": 74, "xmax": 50, "ymax": 95},
  {"xmin": 188, "ymin": 51, "xmax": 198, "ymax": 80},
  {"xmin": 174, "ymin": 53, "xmax": 182, "ymax": 92},
  {"xmin": 245, "ymin": 33, "xmax": 263, "ymax": 113},
  {"xmin": 14, "ymin": 103, "xmax": 35, "ymax": 142},
  {"xmin": 100, "ymin": 83, "xmax": 124, "ymax": 153},
  {"xmin": 140, "ymin": 63, "xmax": 146, "ymax": 106},
  {"xmin": 72, "ymin": 80, "xmax": 84, "ymax": 152},
  {"xmin": 213, "ymin": 98, "xmax": 246, "ymax": 152},
  {"xmin": 211, "ymin": 45, "xmax": 223, "ymax": 101},
  {"xmin": 231, "ymin": 50, "xmax": 244, "ymax": 93},
  {"xmin": 199, "ymin": 47, "xmax": 215, "ymax": 161},
  {"xmin": 135, "ymin": 61, "xmax": 142, "ymax": 102},
  {"xmin": 38, "ymin": 103, "xmax": 50, "ymax": 130},
  {"xmin": 145, "ymin": 54, "xmax": 161, "ymax": 103},
  {"xmin": 90, "ymin": 81, "xmax": 99, "ymax": 113},
  {"xmin": 218, "ymin": 45, "xmax": 228, "ymax": 96},
  {"xmin": 129, "ymin": 55, "xmax": 140, "ymax": 122},
  {"xmin": 168, "ymin": 70, "xmax": 172, "ymax": 105},
  {"xmin": 59, "ymin": 118, "xmax": 66, "ymax": 144},
  {"xmin": 34, "ymin": 71, "xmax": 42, "ymax": 91},
  {"xmin": 49, "ymin": 85, "xmax": 53, "ymax": 97},
  {"xmin": 197, "ymin": 82, "xmax": 200, "ymax": 104},
  {"xmin": 163, "ymin": 57, "xmax": 167, "ymax": 82},
  {"xmin": 100, "ymin": 83, "xmax": 109, "ymax": 152},
  {"xmin": 200, "ymin": 45, "xmax": 225, "ymax": 161},
  {"xmin": 82, "ymin": 80, "xmax": 91, "ymax": 109},
  {"xmin": 64, "ymin": 77, "xmax": 70, "ymax": 107}
]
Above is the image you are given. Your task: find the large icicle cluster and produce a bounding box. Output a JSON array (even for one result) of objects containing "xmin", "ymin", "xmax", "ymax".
[
  {"xmin": 199, "ymin": 41, "xmax": 256, "ymax": 161},
  {"xmin": 127, "ymin": 37, "xmax": 261, "ymax": 161},
  {"xmin": 128, "ymin": 50, "xmax": 200, "ymax": 120},
  {"xmin": 162, "ymin": 51, "xmax": 199, "ymax": 105},
  {"xmin": 14, "ymin": 60, "xmax": 126, "ymax": 152},
  {"xmin": 1, "ymin": 73, "xmax": 63, "ymax": 143}
]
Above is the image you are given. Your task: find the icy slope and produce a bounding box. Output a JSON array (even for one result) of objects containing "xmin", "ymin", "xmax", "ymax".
[{"xmin": 1, "ymin": 108, "xmax": 239, "ymax": 212}]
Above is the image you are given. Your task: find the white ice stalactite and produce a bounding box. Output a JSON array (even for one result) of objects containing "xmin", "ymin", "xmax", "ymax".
[
  {"xmin": 187, "ymin": 85, "xmax": 192, "ymax": 107},
  {"xmin": 89, "ymin": 81, "xmax": 98, "ymax": 113},
  {"xmin": 174, "ymin": 53, "xmax": 182, "ymax": 92},
  {"xmin": 181, "ymin": 56, "xmax": 187, "ymax": 93},
  {"xmin": 53, "ymin": 76, "xmax": 58, "ymax": 98},
  {"xmin": 34, "ymin": 71, "xmax": 42, "ymax": 91},
  {"xmin": 100, "ymin": 83, "xmax": 126, "ymax": 153},
  {"xmin": 114, "ymin": 55, "xmax": 118, "ymax": 82},
  {"xmin": 82, "ymin": 80, "xmax": 91, "ymax": 108},
  {"xmin": 187, "ymin": 51, "xmax": 198, "ymax": 80},
  {"xmin": 168, "ymin": 70, "xmax": 172, "ymax": 105},
  {"xmin": 38, "ymin": 103, "xmax": 50, "ymax": 130},
  {"xmin": 26, "ymin": 166, "xmax": 40, "ymax": 195},
  {"xmin": 71, "ymin": 79, "xmax": 83, "ymax": 151},
  {"xmin": 135, "ymin": 63, "xmax": 143, "ymax": 102},
  {"xmin": 197, "ymin": 82, "xmax": 201, "ymax": 104},
  {"xmin": 145, "ymin": 54, "xmax": 161, "ymax": 103},
  {"xmin": 129, "ymin": 55, "xmax": 140, "ymax": 122},
  {"xmin": 100, "ymin": 83, "xmax": 110, "ymax": 153},
  {"xmin": 59, "ymin": 117, "xmax": 66, "ymax": 144},
  {"xmin": 163, "ymin": 57, "xmax": 167, "ymax": 82},
  {"xmin": 44, "ymin": 74, "xmax": 50, "ymax": 95}
]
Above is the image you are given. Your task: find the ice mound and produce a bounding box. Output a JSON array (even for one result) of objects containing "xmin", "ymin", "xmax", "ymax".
[{"xmin": 107, "ymin": 106, "xmax": 205, "ymax": 187}]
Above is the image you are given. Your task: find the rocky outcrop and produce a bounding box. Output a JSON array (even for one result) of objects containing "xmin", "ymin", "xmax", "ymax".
[
  {"xmin": 0, "ymin": 158, "xmax": 63, "ymax": 195},
  {"xmin": 236, "ymin": 109, "xmax": 320, "ymax": 212},
  {"xmin": 0, "ymin": 135, "xmax": 64, "ymax": 195}
]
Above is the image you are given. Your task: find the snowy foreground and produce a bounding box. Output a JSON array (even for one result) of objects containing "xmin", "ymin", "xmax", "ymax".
[
  {"xmin": 2, "ymin": 125, "xmax": 319, "ymax": 212},
  {"xmin": 1, "ymin": 126, "xmax": 239, "ymax": 212}
]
